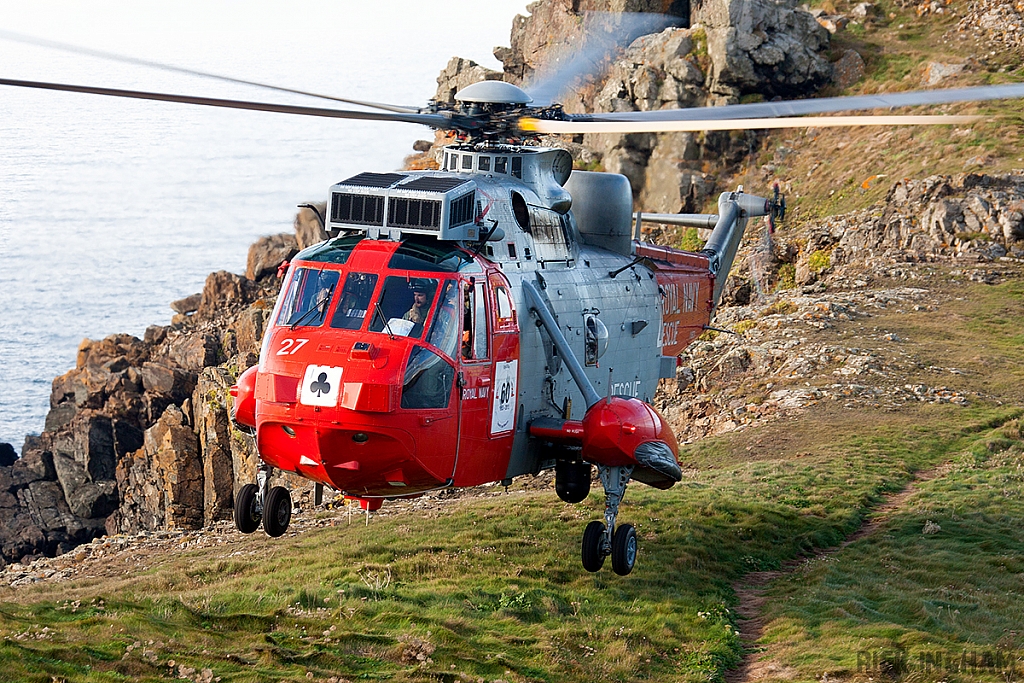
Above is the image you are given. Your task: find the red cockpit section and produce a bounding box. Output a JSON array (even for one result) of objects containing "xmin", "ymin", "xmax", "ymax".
[{"xmin": 251, "ymin": 236, "xmax": 519, "ymax": 499}]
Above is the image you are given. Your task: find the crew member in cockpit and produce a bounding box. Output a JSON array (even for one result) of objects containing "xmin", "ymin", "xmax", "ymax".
[{"xmin": 402, "ymin": 279, "xmax": 434, "ymax": 326}]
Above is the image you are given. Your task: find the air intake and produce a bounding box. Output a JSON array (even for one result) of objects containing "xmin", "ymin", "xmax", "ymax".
[
  {"xmin": 327, "ymin": 173, "xmax": 480, "ymax": 241},
  {"xmin": 331, "ymin": 193, "xmax": 385, "ymax": 226}
]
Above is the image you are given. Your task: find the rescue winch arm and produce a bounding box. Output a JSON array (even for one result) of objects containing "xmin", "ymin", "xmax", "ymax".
[{"xmin": 523, "ymin": 279, "xmax": 602, "ymax": 409}]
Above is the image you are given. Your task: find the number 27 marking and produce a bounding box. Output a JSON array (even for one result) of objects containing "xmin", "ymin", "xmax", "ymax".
[{"xmin": 276, "ymin": 338, "xmax": 309, "ymax": 355}]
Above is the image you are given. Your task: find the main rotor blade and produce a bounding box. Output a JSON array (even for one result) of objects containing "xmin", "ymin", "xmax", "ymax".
[
  {"xmin": 520, "ymin": 114, "xmax": 981, "ymax": 134},
  {"xmin": 0, "ymin": 77, "xmax": 452, "ymax": 127},
  {"xmin": 566, "ymin": 83, "xmax": 1024, "ymax": 123},
  {"xmin": 0, "ymin": 29, "xmax": 422, "ymax": 114},
  {"xmin": 525, "ymin": 12, "xmax": 683, "ymax": 107}
]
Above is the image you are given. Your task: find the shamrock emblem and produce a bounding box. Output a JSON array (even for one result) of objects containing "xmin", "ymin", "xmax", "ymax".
[{"xmin": 310, "ymin": 372, "xmax": 331, "ymax": 397}]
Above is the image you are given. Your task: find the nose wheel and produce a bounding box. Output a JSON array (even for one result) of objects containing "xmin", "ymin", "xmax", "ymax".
[
  {"xmin": 233, "ymin": 465, "xmax": 292, "ymax": 537},
  {"xmin": 580, "ymin": 465, "xmax": 636, "ymax": 576}
]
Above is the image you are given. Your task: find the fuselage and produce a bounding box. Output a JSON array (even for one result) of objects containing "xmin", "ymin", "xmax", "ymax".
[{"xmin": 247, "ymin": 146, "xmax": 720, "ymax": 501}]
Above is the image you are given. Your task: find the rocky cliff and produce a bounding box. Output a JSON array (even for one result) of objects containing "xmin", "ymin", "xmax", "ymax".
[
  {"xmin": 425, "ymin": 0, "xmax": 836, "ymax": 213},
  {"xmin": 658, "ymin": 171, "xmax": 1024, "ymax": 442},
  {"xmin": 0, "ymin": 207, "xmax": 327, "ymax": 566}
]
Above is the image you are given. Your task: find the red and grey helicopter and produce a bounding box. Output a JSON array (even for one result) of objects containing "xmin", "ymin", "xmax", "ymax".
[{"xmin": 4, "ymin": 26, "xmax": 1023, "ymax": 575}]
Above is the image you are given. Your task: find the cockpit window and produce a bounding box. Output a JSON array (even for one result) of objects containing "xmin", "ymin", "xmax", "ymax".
[
  {"xmin": 294, "ymin": 234, "xmax": 363, "ymax": 264},
  {"xmin": 369, "ymin": 276, "xmax": 440, "ymax": 338},
  {"xmin": 388, "ymin": 238, "xmax": 476, "ymax": 273},
  {"xmin": 425, "ymin": 280, "xmax": 460, "ymax": 359},
  {"xmin": 330, "ymin": 272, "xmax": 378, "ymax": 330},
  {"xmin": 401, "ymin": 346, "xmax": 454, "ymax": 409},
  {"xmin": 275, "ymin": 267, "xmax": 340, "ymax": 328}
]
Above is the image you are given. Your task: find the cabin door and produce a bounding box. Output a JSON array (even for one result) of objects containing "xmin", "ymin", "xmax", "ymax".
[{"xmin": 453, "ymin": 273, "xmax": 520, "ymax": 486}]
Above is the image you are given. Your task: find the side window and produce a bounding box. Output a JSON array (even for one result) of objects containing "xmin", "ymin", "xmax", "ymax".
[
  {"xmin": 401, "ymin": 346, "xmax": 453, "ymax": 409},
  {"xmin": 493, "ymin": 284, "xmax": 516, "ymax": 331},
  {"xmin": 474, "ymin": 282, "xmax": 488, "ymax": 359},
  {"xmin": 461, "ymin": 280, "xmax": 489, "ymax": 361}
]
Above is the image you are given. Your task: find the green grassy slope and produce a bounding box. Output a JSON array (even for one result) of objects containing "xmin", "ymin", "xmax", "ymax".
[{"xmin": 0, "ymin": 401, "xmax": 1019, "ymax": 682}]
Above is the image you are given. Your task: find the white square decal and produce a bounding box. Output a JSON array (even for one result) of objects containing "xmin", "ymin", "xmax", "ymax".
[
  {"xmin": 299, "ymin": 365, "xmax": 343, "ymax": 407},
  {"xmin": 490, "ymin": 360, "xmax": 518, "ymax": 435}
]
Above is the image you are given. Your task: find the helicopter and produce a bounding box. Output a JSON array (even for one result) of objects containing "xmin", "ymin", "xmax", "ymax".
[{"xmin": 3, "ymin": 27, "xmax": 1024, "ymax": 576}]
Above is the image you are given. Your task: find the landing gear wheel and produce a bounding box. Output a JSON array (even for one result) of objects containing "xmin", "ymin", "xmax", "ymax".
[
  {"xmin": 233, "ymin": 483, "xmax": 261, "ymax": 534},
  {"xmin": 263, "ymin": 486, "xmax": 292, "ymax": 538},
  {"xmin": 611, "ymin": 523, "xmax": 638, "ymax": 576},
  {"xmin": 581, "ymin": 520, "xmax": 606, "ymax": 572}
]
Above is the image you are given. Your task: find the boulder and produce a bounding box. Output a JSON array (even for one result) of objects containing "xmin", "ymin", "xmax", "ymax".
[
  {"xmin": 923, "ymin": 61, "xmax": 967, "ymax": 86},
  {"xmin": 233, "ymin": 305, "xmax": 272, "ymax": 356},
  {"xmin": 164, "ymin": 332, "xmax": 221, "ymax": 371},
  {"xmin": 144, "ymin": 324, "xmax": 168, "ymax": 345},
  {"xmin": 694, "ymin": 0, "xmax": 831, "ymax": 100},
  {"xmin": 198, "ymin": 270, "xmax": 257, "ymax": 319},
  {"xmin": 139, "ymin": 361, "xmax": 196, "ymax": 402},
  {"xmin": 851, "ymin": 2, "xmax": 876, "ymax": 18},
  {"xmin": 246, "ymin": 234, "xmax": 298, "ymax": 282},
  {"xmin": 294, "ymin": 203, "xmax": 328, "ymax": 250},
  {"xmin": 832, "ymin": 49, "xmax": 865, "ymax": 89},
  {"xmin": 170, "ymin": 293, "xmax": 202, "ymax": 315},
  {"xmin": 0, "ymin": 443, "xmax": 16, "ymax": 467},
  {"xmin": 58, "ymin": 413, "xmax": 117, "ymax": 481},
  {"xmin": 52, "ymin": 453, "xmax": 118, "ymax": 519}
]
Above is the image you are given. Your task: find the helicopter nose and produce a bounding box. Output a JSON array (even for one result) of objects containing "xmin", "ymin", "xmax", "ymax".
[{"xmin": 257, "ymin": 416, "xmax": 448, "ymax": 497}]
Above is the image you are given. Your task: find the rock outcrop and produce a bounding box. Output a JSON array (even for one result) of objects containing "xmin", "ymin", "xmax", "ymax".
[
  {"xmin": 0, "ymin": 439, "xmax": 106, "ymax": 567},
  {"xmin": 693, "ymin": 0, "xmax": 832, "ymax": 100},
  {"xmin": 788, "ymin": 173, "xmax": 1024, "ymax": 287},
  {"xmin": 0, "ymin": 226, "xmax": 297, "ymax": 564},
  {"xmin": 434, "ymin": 57, "xmax": 503, "ymax": 105},
  {"xmin": 427, "ymin": 0, "xmax": 832, "ymax": 211},
  {"xmin": 656, "ymin": 173, "xmax": 1024, "ymax": 443}
]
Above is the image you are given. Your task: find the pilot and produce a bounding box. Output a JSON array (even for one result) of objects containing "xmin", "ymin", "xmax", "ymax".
[{"xmin": 402, "ymin": 279, "xmax": 434, "ymax": 326}]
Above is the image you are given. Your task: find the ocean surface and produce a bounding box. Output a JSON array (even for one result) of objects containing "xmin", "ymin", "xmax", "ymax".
[{"xmin": 0, "ymin": 0, "xmax": 529, "ymax": 451}]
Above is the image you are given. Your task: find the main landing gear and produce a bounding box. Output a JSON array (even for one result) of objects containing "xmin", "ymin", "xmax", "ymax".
[
  {"xmin": 234, "ymin": 465, "xmax": 292, "ymax": 537},
  {"xmin": 581, "ymin": 464, "xmax": 637, "ymax": 576}
]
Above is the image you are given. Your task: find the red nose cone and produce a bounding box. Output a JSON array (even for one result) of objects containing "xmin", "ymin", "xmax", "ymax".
[
  {"xmin": 231, "ymin": 365, "xmax": 259, "ymax": 428},
  {"xmin": 581, "ymin": 397, "xmax": 678, "ymax": 467}
]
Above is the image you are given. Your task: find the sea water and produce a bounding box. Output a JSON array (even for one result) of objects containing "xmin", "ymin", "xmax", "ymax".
[{"xmin": 0, "ymin": 0, "xmax": 529, "ymax": 450}]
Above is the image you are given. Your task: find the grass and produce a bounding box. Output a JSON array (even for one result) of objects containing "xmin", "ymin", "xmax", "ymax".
[
  {"xmin": 757, "ymin": 429, "xmax": 1024, "ymax": 682},
  {"xmin": 861, "ymin": 277, "xmax": 1024, "ymax": 402},
  {"xmin": 1, "ymin": 403, "xmax": 1018, "ymax": 682}
]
